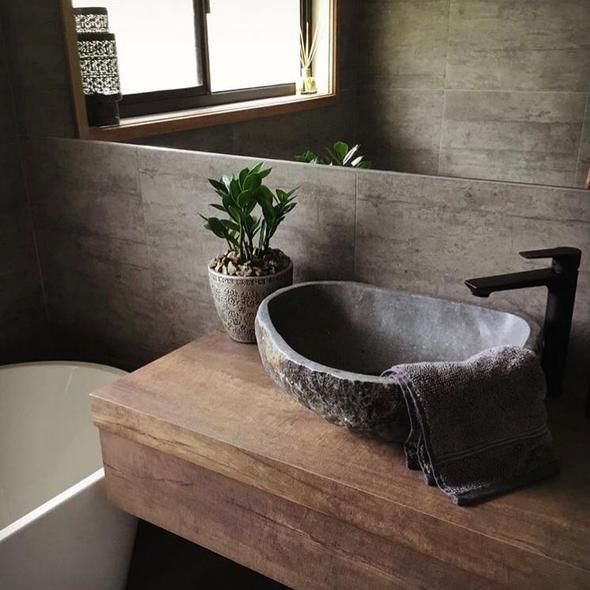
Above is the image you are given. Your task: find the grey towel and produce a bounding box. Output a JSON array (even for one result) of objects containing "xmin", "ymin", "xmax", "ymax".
[{"xmin": 382, "ymin": 346, "xmax": 560, "ymax": 505}]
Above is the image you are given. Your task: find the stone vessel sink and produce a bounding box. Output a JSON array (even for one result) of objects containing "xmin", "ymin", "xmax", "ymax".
[{"xmin": 255, "ymin": 282, "xmax": 540, "ymax": 441}]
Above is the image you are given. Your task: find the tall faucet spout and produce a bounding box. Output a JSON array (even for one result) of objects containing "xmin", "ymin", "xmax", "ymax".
[
  {"xmin": 465, "ymin": 268, "xmax": 555, "ymax": 297},
  {"xmin": 464, "ymin": 247, "xmax": 581, "ymax": 400}
]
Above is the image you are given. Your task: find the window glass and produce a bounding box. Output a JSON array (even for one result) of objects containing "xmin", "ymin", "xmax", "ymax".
[
  {"xmin": 206, "ymin": 0, "xmax": 300, "ymax": 92},
  {"xmin": 73, "ymin": 0, "xmax": 202, "ymax": 95}
]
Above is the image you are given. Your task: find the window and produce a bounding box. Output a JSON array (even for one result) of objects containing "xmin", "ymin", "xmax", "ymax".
[{"xmin": 72, "ymin": 0, "xmax": 310, "ymax": 118}]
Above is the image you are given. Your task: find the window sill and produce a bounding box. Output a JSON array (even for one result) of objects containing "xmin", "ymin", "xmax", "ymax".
[{"xmin": 83, "ymin": 91, "xmax": 336, "ymax": 142}]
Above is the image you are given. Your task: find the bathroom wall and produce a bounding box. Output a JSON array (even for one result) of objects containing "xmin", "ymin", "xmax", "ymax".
[
  {"xmin": 0, "ymin": 19, "xmax": 49, "ymax": 362},
  {"xmin": 357, "ymin": 0, "xmax": 590, "ymax": 187},
  {"xmin": 25, "ymin": 138, "xmax": 590, "ymax": 408}
]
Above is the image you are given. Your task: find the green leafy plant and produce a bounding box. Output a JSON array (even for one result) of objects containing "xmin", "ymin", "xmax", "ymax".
[
  {"xmin": 296, "ymin": 141, "xmax": 371, "ymax": 169},
  {"xmin": 201, "ymin": 163, "xmax": 297, "ymax": 264}
]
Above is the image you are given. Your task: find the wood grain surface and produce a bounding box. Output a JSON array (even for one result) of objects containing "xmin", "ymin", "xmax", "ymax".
[{"xmin": 92, "ymin": 331, "xmax": 590, "ymax": 590}]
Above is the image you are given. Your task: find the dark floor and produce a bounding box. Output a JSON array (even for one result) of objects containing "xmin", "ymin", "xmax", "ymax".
[{"xmin": 126, "ymin": 520, "xmax": 290, "ymax": 590}]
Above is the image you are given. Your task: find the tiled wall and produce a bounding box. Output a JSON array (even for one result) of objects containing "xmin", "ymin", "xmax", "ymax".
[
  {"xmin": 2, "ymin": 0, "xmax": 76, "ymax": 138},
  {"xmin": 0, "ymin": 20, "xmax": 49, "ymax": 363},
  {"xmin": 25, "ymin": 138, "xmax": 590, "ymax": 408},
  {"xmin": 358, "ymin": 0, "xmax": 590, "ymax": 187}
]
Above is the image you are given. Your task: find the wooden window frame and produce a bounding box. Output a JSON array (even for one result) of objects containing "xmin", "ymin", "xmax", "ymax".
[{"xmin": 61, "ymin": 0, "xmax": 338, "ymax": 142}]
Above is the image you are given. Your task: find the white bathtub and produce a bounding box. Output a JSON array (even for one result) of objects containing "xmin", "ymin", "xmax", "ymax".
[{"xmin": 0, "ymin": 362, "xmax": 137, "ymax": 590}]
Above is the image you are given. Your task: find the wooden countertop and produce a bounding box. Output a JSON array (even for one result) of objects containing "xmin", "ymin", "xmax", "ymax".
[{"xmin": 91, "ymin": 331, "xmax": 590, "ymax": 590}]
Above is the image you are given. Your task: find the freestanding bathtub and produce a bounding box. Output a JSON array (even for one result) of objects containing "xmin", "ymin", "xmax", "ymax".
[{"xmin": 0, "ymin": 362, "xmax": 137, "ymax": 590}]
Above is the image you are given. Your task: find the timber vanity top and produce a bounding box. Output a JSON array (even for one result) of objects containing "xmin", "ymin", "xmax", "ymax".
[{"xmin": 91, "ymin": 331, "xmax": 590, "ymax": 590}]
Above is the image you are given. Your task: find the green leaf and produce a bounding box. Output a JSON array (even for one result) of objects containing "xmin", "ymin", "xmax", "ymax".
[
  {"xmin": 202, "ymin": 216, "xmax": 229, "ymax": 240},
  {"xmin": 209, "ymin": 178, "xmax": 227, "ymax": 193},
  {"xmin": 333, "ymin": 141, "xmax": 349, "ymax": 160},
  {"xmin": 221, "ymin": 219, "xmax": 240, "ymax": 232},
  {"xmin": 221, "ymin": 176, "xmax": 232, "ymax": 192},
  {"xmin": 244, "ymin": 173, "xmax": 262, "ymax": 192},
  {"xmin": 228, "ymin": 204, "xmax": 242, "ymax": 222},
  {"xmin": 229, "ymin": 177, "xmax": 241, "ymax": 199},
  {"xmin": 239, "ymin": 167, "xmax": 250, "ymax": 187},
  {"xmin": 209, "ymin": 203, "xmax": 226, "ymax": 212},
  {"xmin": 237, "ymin": 189, "xmax": 253, "ymax": 208}
]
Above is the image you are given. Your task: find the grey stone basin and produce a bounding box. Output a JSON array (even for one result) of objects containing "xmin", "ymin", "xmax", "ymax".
[{"xmin": 255, "ymin": 281, "xmax": 541, "ymax": 441}]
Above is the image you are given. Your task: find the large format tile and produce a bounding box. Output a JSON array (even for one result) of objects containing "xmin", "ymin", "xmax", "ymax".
[
  {"xmin": 359, "ymin": 89, "xmax": 444, "ymax": 174},
  {"xmin": 0, "ymin": 43, "xmax": 17, "ymax": 140},
  {"xmin": 27, "ymin": 139, "xmax": 140, "ymax": 195},
  {"xmin": 37, "ymin": 227, "xmax": 157, "ymax": 368},
  {"xmin": 359, "ymin": 0, "xmax": 450, "ymax": 90},
  {"xmin": 355, "ymin": 170, "xmax": 590, "ymax": 330},
  {"xmin": 576, "ymin": 101, "xmax": 590, "ymax": 188},
  {"xmin": 446, "ymin": 0, "xmax": 590, "ymax": 91},
  {"xmin": 440, "ymin": 91, "xmax": 586, "ymax": 186},
  {"xmin": 3, "ymin": 0, "xmax": 75, "ymax": 138}
]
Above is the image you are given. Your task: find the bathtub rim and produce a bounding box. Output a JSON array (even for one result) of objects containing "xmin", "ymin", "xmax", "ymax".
[
  {"xmin": 0, "ymin": 360, "xmax": 127, "ymax": 376},
  {"xmin": 0, "ymin": 468, "xmax": 105, "ymax": 543},
  {"xmin": 0, "ymin": 360, "xmax": 128, "ymax": 541}
]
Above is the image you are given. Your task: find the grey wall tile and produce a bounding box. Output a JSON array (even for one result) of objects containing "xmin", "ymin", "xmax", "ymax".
[
  {"xmin": 446, "ymin": 0, "xmax": 590, "ymax": 92},
  {"xmin": 355, "ymin": 169, "xmax": 590, "ymax": 397},
  {"xmin": 440, "ymin": 90, "xmax": 586, "ymax": 185},
  {"xmin": 25, "ymin": 138, "xmax": 153, "ymax": 366},
  {"xmin": 35, "ymin": 227, "xmax": 156, "ymax": 369},
  {"xmin": 3, "ymin": 0, "xmax": 75, "ymax": 138},
  {"xmin": 359, "ymin": 89, "xmax": 444, "ymax": 174},
  {"xmin": 439, "ymin": 148, "xmax": 578, "ymax": 187},
  {"xmin": 132, "ymin": 125, "xmax": 235, "ymax": 154},
  {"xmin": 576, "ymin": 99, "xmax": 590, "ymax": 188},
  {"xmin": 0, "ymin": 142, "xmax": 49, "ymax": 361},
  {"xmin": 359, "ymin": 0, "xmax": 450, "ymax": 90},
  {"xmin": 355, "ymin": 0, "xmax": 590, "ymax": 188},
  {"xmin": 28, "ymin": 139, "xmax": 140, "ymax": 195}
]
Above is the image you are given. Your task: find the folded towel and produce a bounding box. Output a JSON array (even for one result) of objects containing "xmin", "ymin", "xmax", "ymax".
[{"xmin": 382, "ymin": 346, "xmax": 560, "ymax": 505}]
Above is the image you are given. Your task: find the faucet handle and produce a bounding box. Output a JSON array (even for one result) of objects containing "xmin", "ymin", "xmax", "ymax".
[{"xmin": 520, "ymin": 247, "xmax": 581, "ymax": 272}]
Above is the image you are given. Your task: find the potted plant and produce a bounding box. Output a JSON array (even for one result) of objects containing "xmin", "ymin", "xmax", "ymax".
[
  {"xmin": 202, "ymin": 163, "xmax": 298, "ymax": 343},
  {"xmin": 296, "ymin": 141, "xmax": 371, "ymax": 168}
]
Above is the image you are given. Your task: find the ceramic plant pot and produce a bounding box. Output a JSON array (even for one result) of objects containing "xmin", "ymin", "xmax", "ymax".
[{"xmin": 208, "ymin": 261, "xmax": 293, "ymax": 343}]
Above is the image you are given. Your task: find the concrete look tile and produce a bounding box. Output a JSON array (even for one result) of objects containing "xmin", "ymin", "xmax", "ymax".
[
  {"xmin": 0, "ymin": 53, "xmax": 17, "ymax": 140},
  {"xmin": 32, "ymin": 184, "xmax": 147, "ymax": 243},
  {"xmin": 355, "ymin": 170, "xmax": 590, "ymax": 332},
  {"xmin": 440, "ymin": 91, "xmax": 586, "ymax": 185},
  {"xmin": 447, "ymin": 0, "xmax": 590, "ymax": 91},
  {"xmin": 27, "ymin": 139, "xmax": 140, "ymax": 195},
  {"xmin": 359, "ymin": 0, "xmax": 450, "ymax": 89},
  {"xmin": 576, "ymin": 100, "xmax": 590, "ymax": 188},
  {"xmin": 359, "ymin": 89, "xmax": 444, "ymax": 175},
  {"xmin": 37, "ymin": 227, "xmax": 157, "ymax": 366},
  {"xmin": 132, "ymin": 124, "xmax": 235, "ymax": 155},
  {"xmin": 439, "ymin": 147, "xmax": 578, "ymax": 187},
  {"xmin": 263, "ymin": 159, "xmax": 357, "ymax": 282}
]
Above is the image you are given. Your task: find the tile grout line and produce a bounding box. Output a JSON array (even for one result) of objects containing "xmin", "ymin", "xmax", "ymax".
[
  {"xmin": 1, "ymin": 8, "xmax": 52, "ymax": 349},
  {"xmin": 437, "ymin": 0, "xmax": 453, "ymax": 176},
  {"xmin": 574, "ymin": 93, "xmax": 589, "ymax": 187},
  {"xmin": 353, "ymin": 171, "xmax": 359, "ymax": 281},
  {"xmin": 133, "ymin": 145, "xmax": 159, "ymax": 360}
]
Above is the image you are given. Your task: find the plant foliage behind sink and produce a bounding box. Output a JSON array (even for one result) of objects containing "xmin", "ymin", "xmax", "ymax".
[
  {"xmin": 201, "ymin": 163, "xmax": 298, "ymax": 264},
  {"xmin": 296, "ymin": 141, "xmax": 371, "ymax": 168}
]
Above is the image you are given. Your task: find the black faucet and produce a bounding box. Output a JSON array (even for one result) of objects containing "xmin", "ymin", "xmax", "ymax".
[{"xmin": 465, "ymin": 247, "xmax": 581, "ymax": 399}]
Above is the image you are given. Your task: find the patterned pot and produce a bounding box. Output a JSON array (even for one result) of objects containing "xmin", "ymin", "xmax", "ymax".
[{"xmin": 208, "ymin": 260, "xmax": 293, "ymax": 343}]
